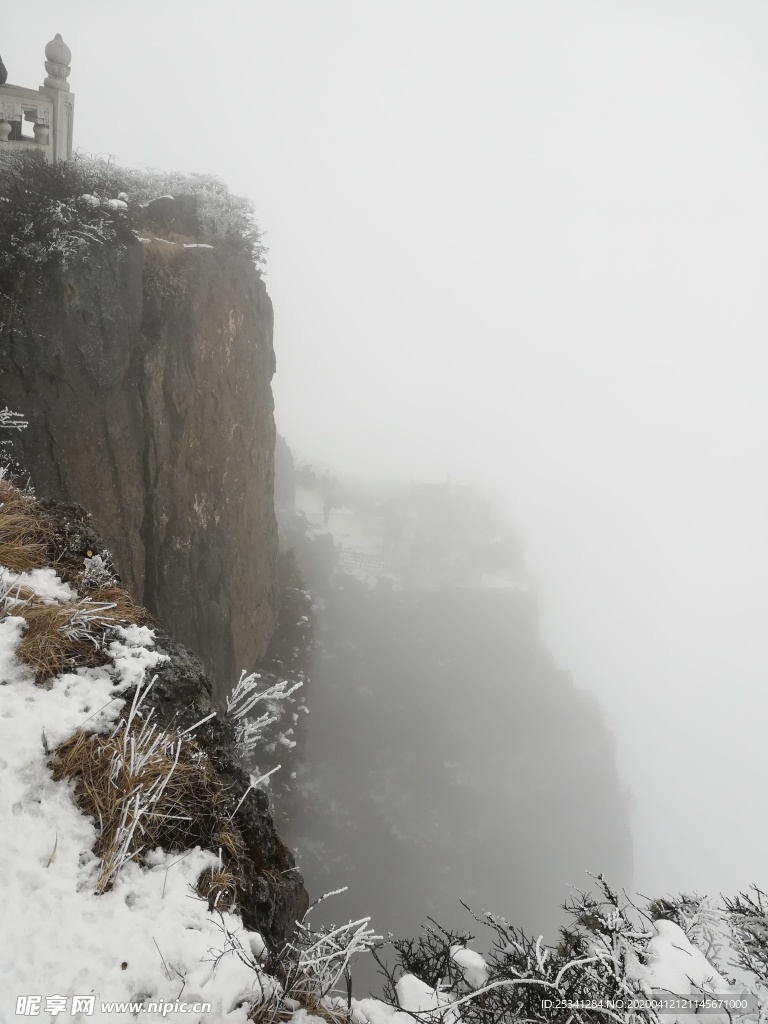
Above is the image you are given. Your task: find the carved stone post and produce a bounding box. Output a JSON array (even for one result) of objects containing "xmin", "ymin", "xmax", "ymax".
[
  {"xmin": 42, "ymin": 34, "xmax": 74, "ymax": 162},
  {"xmin": 44, "ymin": 34, "xmax": 71, "ymax": 91}
]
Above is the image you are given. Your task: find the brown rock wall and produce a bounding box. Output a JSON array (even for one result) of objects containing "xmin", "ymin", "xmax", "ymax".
[{"xmin": 0, "ymin": 223, "xmax": 278, "ymax": 694}]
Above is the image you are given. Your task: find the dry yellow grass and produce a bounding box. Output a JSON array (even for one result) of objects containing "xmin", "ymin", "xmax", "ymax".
[
  {"xmin": 51, "ymin": 717, "xmax": 243, "ymax": 894},
  {"xmin": 16, "ymin": 590, "xmax": 151, "ymax": 683},
  {"xmin": 0, "ymin": 581, "xmax": 38, "ymax": 619},
  {"xmin": 17, "ymin": 602, "xmax": 109, "ymax": 682},
  {"xmin": 197, "ymin": 863, "xmax": 238, "ymax": 912},
  {"xmin": 86, "ymin": 586, "xmax": 154, "ymax": 627},
  {"xmin": 0, "ymin": 478, "xmax": 51, "ymax": 571}
]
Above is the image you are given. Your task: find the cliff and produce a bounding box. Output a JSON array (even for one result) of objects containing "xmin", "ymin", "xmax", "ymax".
[{"xmin": 0, "ymin": 193, "xmax": 278, "ymax": 694}]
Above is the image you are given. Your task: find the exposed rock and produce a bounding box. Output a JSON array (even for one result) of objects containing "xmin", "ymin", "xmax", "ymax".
[
  {"xmin": 37, "ymin": 497, "xmax": 109, "ymax": 581},
  {"xmin": 140, "ymin": 194, "xmax": 202, "ymax": 237},
  {"xmin": 0, "ymin": 217, "xmax": 278, "ymax": 695}
]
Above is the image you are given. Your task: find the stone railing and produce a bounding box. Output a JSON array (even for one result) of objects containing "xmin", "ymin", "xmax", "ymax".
[{"xmin": 0, "ymin": 34, "xmax": 74, "ymax": 163}]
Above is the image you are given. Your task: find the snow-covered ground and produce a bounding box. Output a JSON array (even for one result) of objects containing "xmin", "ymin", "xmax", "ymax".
[{"xmin": 0, "ymin": 588, "xmax": 269, "ymax": 1021}]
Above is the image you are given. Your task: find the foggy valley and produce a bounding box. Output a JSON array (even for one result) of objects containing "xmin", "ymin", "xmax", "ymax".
[
  {"xmin": 1, "ymin": 2, "xmax": 767, "ymax": 1021},
  {"xmin": 269, "ymin": 456, "xmax": 632, "ymax": 987}
]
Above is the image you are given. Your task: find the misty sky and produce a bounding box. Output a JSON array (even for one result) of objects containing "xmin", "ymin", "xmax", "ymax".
[{"xmin": 5, "ymin": 1, "xmax": 768, "ymax": 903}]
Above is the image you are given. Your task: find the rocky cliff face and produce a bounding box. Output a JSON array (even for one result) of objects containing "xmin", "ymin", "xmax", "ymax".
[{"xmin": 0, "ymin": 198, "xmax": 278, "ymax": 694}]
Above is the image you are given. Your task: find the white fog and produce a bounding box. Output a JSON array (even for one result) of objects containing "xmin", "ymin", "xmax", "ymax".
[{"xmin": 5, "ymin": 0, "xmax": 768, "ymax": 957}]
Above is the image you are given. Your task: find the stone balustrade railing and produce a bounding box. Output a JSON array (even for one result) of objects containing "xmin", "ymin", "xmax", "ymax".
[{"xmin": 0, "ymin": 34, "xmax": 74, "ymax": 163}]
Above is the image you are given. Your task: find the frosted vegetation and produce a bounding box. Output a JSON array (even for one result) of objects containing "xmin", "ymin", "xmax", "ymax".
[{"xmin": 0, "ymin": 151, "xmax": 266, "ymax": 328}]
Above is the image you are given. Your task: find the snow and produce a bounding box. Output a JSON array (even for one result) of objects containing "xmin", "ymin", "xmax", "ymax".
[
  {"xmin": 450, "ymin": 946, "xmax": 489, "ymax": 989},
  {"xmin": 0, "ymin": 570, "xmax": 270, "ymax": 1023},
  {"xmin": 0, "ymin": 565, "xmax": 76, "ymax": 603},
  {"xmin": 646, "ymin": 919, "xmax": 733, "ymax": 994},
  {"xmin": 354, "ymin": 997, "xmax": 414, "ymax": 1024},
  {"xmin": 184, "ymin": 243, "xmax": 215, "ymax": 249},
  {"xmin": 80, "ymin": 195, "xmax": 128, "ymax": 210},
  {"xmin": 392, "ymin": 974, "xmax": 458, "ymax": 1023},
  {"xmin": 134, "ymin": 235, "xmax": 176, "ymax": 246}
]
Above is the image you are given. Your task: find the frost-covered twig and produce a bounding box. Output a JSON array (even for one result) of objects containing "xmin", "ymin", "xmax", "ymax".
[
  {"xmin": 226, "ymin": 669, "xmax": 303, "ymax": 764},
  {"xmin": 60, "ymin": 599, "xmax": 119, "ymax": 646},
  {"xmin": 0, "ymin": 408, "xmax": 27, "ymax": 431},
  {"xmin": 250, "ymin": 888, "xmax": 381, "ymax": 1021},
  {"xmin": 0, "ymin": 572, "xmax": 34, "ymax": 614},
  {"xmin": 227, "ymin": 670, "xmax": 303, "ymax": 721}
]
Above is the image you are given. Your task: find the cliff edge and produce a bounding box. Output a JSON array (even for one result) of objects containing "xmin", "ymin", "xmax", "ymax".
[{"xmin": 0, "ymin": 183, "xmax": 278, "ymax": 693}]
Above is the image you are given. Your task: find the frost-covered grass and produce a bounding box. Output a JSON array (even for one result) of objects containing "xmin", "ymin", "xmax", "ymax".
[
  {"xmin": 0, "ymin": 609, "xmax": 271, "ymax": 1020},
  {"xmin": 0, "ymin": 472, "xmax": 51, "ymax": 569}
]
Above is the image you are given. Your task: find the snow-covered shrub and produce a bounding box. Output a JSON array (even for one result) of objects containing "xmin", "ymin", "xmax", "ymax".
[
  {"xmin": 0, "ymin": 151, "xmax": 267, "ymax": 329},
  {"xmin": 0, "ymin": 572, "xmax": 36, "ymax": 616},
  {"xmin": 0, "ymin": 469, "xmax": 148, "ymax": 677},
  {"xmin": 375, "ymin": 876, "xmax": 667, "ymax": 1024},
  {"xmin": 0, "ymin": 152, "xmax": 132, "ymax": 327},
  {"xmin": 721, "ymin": 888, "xmax": 768, "ymax": 1004},
  {"xmin": 369, "ymin": 877, "xmax": 768, "ymax": 1024},
  {"xmin": 60, "ymin": 155, "xmax": 266, "ymax": 263},
  {"xmin": 76, "ymin": 551, "xmax": 120, "ymax": 591},
  {"xmin": 0, "ymin": 408, "xmax": 26, "ymax": 431},
  {"xmin": 105, "ymin": 163, "xmax": 266, "ymax": 263}
]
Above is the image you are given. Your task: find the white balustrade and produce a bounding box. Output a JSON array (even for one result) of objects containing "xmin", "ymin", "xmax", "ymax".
[{"xmin": 0, "ymin": 34, "xmax": 75, "ymax": 163}]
